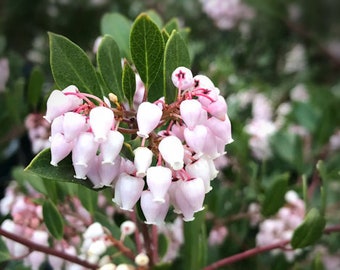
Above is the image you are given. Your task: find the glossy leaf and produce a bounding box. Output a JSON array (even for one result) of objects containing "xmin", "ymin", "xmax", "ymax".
[
  {"xmin": 261, "ymin": 173, "xmax": 289, "ymax": 216},
  {"xmin": 122, "ymin": 60, "xmax": 136, "ymax": 108},
  {"xmin": 130, "ymin": 13, "xmax": 164, "ymax": 101},
  {"xmin": 97, "ymin": 35, "xmax": 123, "ymax": 100},
  {"xmin": 291, "ymin": 208, "xmax": 326, "ymax": 249},
  {"xmin": 49, "ymin": 32, "xmax": 102, "ymax": 96},
  {"xmin": 27, "ymin": 66, "xmax": 44, "ymax": 110},
  {"xmin": 164, "ymin": 30, "xmax": 190, "ymax": 103},
  {"xmin": 43, "ymin": 199, "xmax": 64, "ymax": 240},
  {"xmin": 183, "ymin": 208, "xmax": 207, "ymax": 270}
]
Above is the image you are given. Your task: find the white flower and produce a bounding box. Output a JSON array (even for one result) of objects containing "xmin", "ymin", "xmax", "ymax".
[
  {"xmin": 158, "ymin": 136, "xmax": 184, "ymax": 170},
  {"xmin": 89, "ymin": 106, "xmax": 115, "ymax": 143},
  {"xmin": 136, "ymin": 102, "xmax": 162, "ymax": 138}
]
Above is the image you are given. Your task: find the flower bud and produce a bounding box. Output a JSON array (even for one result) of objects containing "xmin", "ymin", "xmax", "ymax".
[
  {"xmin": 120, "ymin": 220, "xmax": 136, "ymax": 236},
  {"xmin": 62, "ymin": 85, "xmax": 83, "ymax": 108},
  {"xmin": 180, "ymin": 99, "xmax": 203, "ymax": 130},
  {"xmin": 134, "ymin": 147, "xmax": 153, "ymax": 177},
  {"xmin": 89, "ymin": 106, "xmax": 115, "ymax": 143},
  {"xmin": 88, "ymin": 239, "xmax": 107, "ymax": 256},
  {"xmin": 158, "ymin": 136, "xmax": 184, "ymax": 170},
  {"xmin": 184, "ymin": 125, "xmax": 208, "ymax": 156},
  {"xmin": 99, "ymin": 264, "xmax": 117, "ymax": 270},
  {"xmin": 44, "ymin": 90, "xmax": 73, "ymax": 123},
  {"xmin": 135, "ymin": 253, "xmax": 150, "ymax": 267},
  {"xmin": 83, "ymin": 222, "xmax": 105, "ymax": 239},
  {"xmin": 171, "ymin": 67, "xmax": 194, "ymax": 90},
  {"xmin": 100, "ymin": 130, "xmax": 124, "ymax": 164},
  {"xmin": 63, "ymin": 112, "xmax": 87, "ymax": 142},
  {"xmin": 136, "ymin": 102, "xmax": 162, "ymax": 138},
  {"xmin": 146, "ymin": 166, "xmax": 172, "ymax": 202},
  {"xmin": 50, "ymin": 133, "xmax": 74, "ymax": 166},
  {"xmin": 207, "ymin": 95, "xmax": 227, "ymax": 121},
  {"xmin": 140, "ymin": 190, "xmax": 169, "ymax": 225}
]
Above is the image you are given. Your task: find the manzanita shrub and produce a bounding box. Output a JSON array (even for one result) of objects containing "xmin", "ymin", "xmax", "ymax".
[{"xmin": 1, "ymin": 7, "xmax": 340, "ymax": 270}]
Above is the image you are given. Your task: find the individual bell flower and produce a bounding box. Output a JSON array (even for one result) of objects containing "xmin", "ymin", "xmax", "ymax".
[
  {"xmin": 83, "ymin": 222, "xmax": 105, "ymax": 239},
  {"xmin": 62, "ymin": 112, "xmax": 87, "ymax": 142},
  {"xmin": 180, "ymin": 99, "xmax": 204, "ymax": 130},
  {"xmin": 72, "ymin": 132, "xmax": 99, "ymax": 179},
  {"xmin": 140, "ymin": 190, "xmax": 169, "ymax": 225},
  {"xmin": 171, "ymin": 123, "xmax": 185, "ymax": 142},
  {"xmin": 193, "ymin": 74, "xmax": 215, "ymax": 91},
  {"xmin": 206, "ymin": 115, "xmax": 233, "ymax": 145},
  {"xmin": 120, "ymin": 220, "xmax": 136, "ymax": 237},
  {"xmin": 100, "ymin": 130, "xmax": 124, "ymax": 164},
  {"xmin": 88, "ymin": 239, "xmax": 107, "ymax": 256},
  {"xmin": 136, "ymin": 102, "xmax": 162, "ymax": 138},
  {"xmin": 50, "ymin": 115, "xmax": 64, "ymax": 140},
  {"xmin": 86, "ymin": 155, "xmax": 103, "ymax": 188},
  {"xmin": 135, "ymin": 253, "xmax": 150, "ymax": 267},
  {"xmin": 89, "ymin": 106, "xmax": 115, "ymax": 143},
  {"xmin": 175, "ymin": 178, "xmax": 205, "ymax": 222},
  {"xmin": 134, "ymin": 147, "xmax": 153, "ymax": 177},
  {"xmin": 168, "ymin": 181, "xmax": 182, "ymax": 214},
  {"xmin": 146, "ymin": 166, "xmax": 172, "ymax": 203},
  {"xmin": 113, "ymin": 173, "xmax": 144, "ymax": 211},
  {"xmin": 99, "ymin": 156, "xmax": 122, "ymax": 187},
  {"xmin": 44, "ymin": 90, "xmax": 74, "ymax": 123},
  {"xmin": 207, "ymin": 95, "xmax": 227, "ymax": 121},
  {"xmin": 171, "ymin": 66, "xmax": 194, "ymax": 90},
  {"xmin": 50, "ymin": 133, "xmax": 74, "ymax": 166},
  {"xmin": 185, "ymin": 158, "xmax": 213, "ymax": 193},
  {"xmin": 184, "ymin": 125, "xmax": 208, "ymax": 156},
  {"xmin": 158, "ymin": 136, "xmax": 184, "ymax": 170},
  {"xmin": 62, "ymin": 85, "xmax": 83, "ymax": 108}
]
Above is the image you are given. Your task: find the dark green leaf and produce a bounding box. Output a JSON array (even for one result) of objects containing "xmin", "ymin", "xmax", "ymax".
[
  {"xmin": 130, "ymin": 13, "xmax": 164, "ymax": 101},
  {"xmin": 48, "ymin": 32, "xmax": 102, "ymax": 96},
  {"xmin": 261, "ymin": 173, "xmax": 289, "ymax": 216},
  {"xmin": 292, "ymin": 102, "xmax": 321, "ymax": 133},
  {"xmin": 27, "ymin": 66, "xmax": 44, "ymax": 110},
  {"xmin": 158, "ymin": 233, "xmax": 169, "ymax": 259},
  {"xmin": 5, "ymin": 78, "xmax": 25, "ymax": 124},
  {"xmin": 145, "ymin": 10, "xmax": 163, "ymax": 29},
  {"xmin": 101, "ymin": 13, "xmax": 132, "ymax": 58},
  {"xmin": 25, "ymin": 148, "xmax": 95, "ymax": 190},
  {"xmin": 164, "ymin": 30, "xmax": 190, "ymax": 103},
  {"xmin": 12, "ymin": 167, "xmax": 47, "ymax": 195},
  {"xmin": 122, "ymin": 60, "xmax": 136, "ymax": 108},
  {"xmin": 97, "ymin": 35, "xmax": 123, "ymax": 100},
  {"xmin": 43, "ymin": 199, "xmax": 64, "ymax": 240},
  {"xmin": 77, "ymin": 184, "xmax": 98, "ymax": 215},
  {"xmin": 161, "ymin": 29, "xmax": 170, "ymax": 44},
  {"xmin": 183, "ymin": 208, "xmax": 207, "ymax": 270},
  {"xmin": 291, "ymin": 208, "xmax": 326, "ymax": 249},
  {"xmin": 164, "ymin": 18, "xmax": 180, "ymax": 34},
  {"xmin": 0, "ymin": 237, "xmax": 10, "ymax": 263}
]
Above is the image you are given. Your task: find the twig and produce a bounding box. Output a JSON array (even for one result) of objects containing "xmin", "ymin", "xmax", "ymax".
[{"xmin": 151, "ymin": 225, "xmax": 159, "ymax": 263}]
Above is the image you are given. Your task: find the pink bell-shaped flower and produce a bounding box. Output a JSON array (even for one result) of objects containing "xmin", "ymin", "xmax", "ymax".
[
  {"xmin": 134, "ymin": 146, "xmax": 153, "ymax": 177},
  {"xmin": 50, "ymin": 133, "xmax": 74, "ymax": 166},
  {"xmin": 171, "ymin": 66, "xmax": 194, "ymax": 90},
  {"xmin": 158, "ymin": 136, "xmax": 184, "ymax": 170},
  {"xmin": 180, "ymin": 99, "xmax": 203, "ymax": 130},
  {"xmin": 50, "ymin": 115, "xmax": 64, "ymax": 140},
  {"xmin": 44, "ymin": 90, "xmax": 73, "ymax": 123},
  {"xmin": 206, "ymin": 115, "xmax": 233, "ymax": 145},
  {"xmin": 168, "ymin": 181, "xmax": 182, "ymax": 214},
  {"xmin": 140, "ymin": 190, "xmax": 169, "ymax": 225},
  {"xmin": 99, "ymin": 156, "xmax": 122, "ymax": 186},
  {"xmin": 146, "ymin": 166, "xmax": 172, "ymax": 203},
  {"xmin": 100, "ymin": 130, "xmax": 124, "ymax": 164},
  {"xmin": 62, "ymin": 85, "xmax": 83, "ymax": 109},
  {"xmin": 175, "ymin": 178, "xmax": 205, "ymax": 221},
  {"xmin": 185, "ymin": 158, "xmax": 212, "ymax": 193},
  {"xmin": 207, "ymin": 95, "xmax": 227, "ymax": 121},
  {"xmin": 113, "ymin": 173, "xmax": 145, "ymax": 211},
  {"xmin": 86, "ymin": 155, "xmax": 103, "ymax": 189},
  {"xmin": 184, "ymin": 125, "xmax": 208, "ymax": 156},
  {"xmin": 193, "ymin": 74, "xmax": 215, "ymax": 91},
  {"xmin": 89, "ymin": 106, "xmax": 115, "ymax": 143},
  {"xmin": 136, "ymin": 102, "xmax": 162, "ymax": 138},
  {"xmin": 171, "ymin": 123, "xmax": 185, "ymax": 142},
  {"xmin": 72, "ymin": 132, "xmax": 99, "ymax": 179},
  {"xmin": 62, "ymin": 112, "xmax": 87, "ymax": 142}
]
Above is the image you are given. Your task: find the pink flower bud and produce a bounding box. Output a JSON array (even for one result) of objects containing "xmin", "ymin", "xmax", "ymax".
[
  {"xmin": 184, "ymin": 125, "xmax": 208, "ymax": 156},
  {"xmin": 171, "ymin": 124, "xmax": 185, "ymax": 142},
  {"xmin": 120, "ymin": 220, "xmax": 136, "ymax": 236},
  {"xmin": 136, "ymin": 102, "xmax": 162, "ymax": 138},
  {"xmin": 113, "ymin": 173, "xmax": 144, "ymax": 211},
  {"xmin": 83, "ymin": 222, "xmax": 105, "ymax": 239},
  {"xmin": 62, "ymin": 85, "xmax": 83, "ymax": 109},
  {"xmin": 146, "ymin": 166, "xmax": 172, "ymax": 203},
  {"xmin": 50, "ymin": 133, "xmax": 74, "ymax": 166},
  {"xmin": 159, "ymin": 136, "xmax": 184, "ymax": 170},
  {"xmin": 89, "ymin": 106, "xmax": 115, "ymax": 143},
  {"xmin": 193, "ymin": 75, "xmax": 215, "ymax": 91},
  {"xmin": 86, "ymin": 155, "xmax": 103, "ymax": 189},
  {"xmin": 171, "ymin": 67, "xmax": 194, "ymax": 90},
  {"xmin": 134, "ymin": 147, "xmax": 153, "ymax": 177},
  {"xmin": 175, "ymin": 178, "xmax": 205, "ymax": 222},
  {"xmin": 180, "ymin": 99, "xmax": 203, "ymax": 130},
  {"xmin": 63, "ymin": 112, "xmax": 87, "ymax": 142},
  {"xmin": 44, "ymin": 90, "xmax": 73, "ymax": 123},
  {"xmin": 133, "ymin": 74, "xmax": 146, "ymax": 110},
  {"xmin": 206, "ymin": 115, "xmax": 233, "ymax": 145},
  {"xmin": 140, "ymin": 190, "xmax": 169, "ymax": 225},
  {"xmin": 207, "ymin": 95, "xmax": 227, "ymax": 121},
  {"xmin": 72, "ymin": 132, "xmax": 99, "ymax": 179},
  {"xmin": 100, "ymin": 130, "xmax": 124, "ymax": 164}
]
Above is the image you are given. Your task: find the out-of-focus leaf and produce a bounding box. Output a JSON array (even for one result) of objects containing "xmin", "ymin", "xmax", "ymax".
[
  {"xmin": 261, "ymin": 173, "xmax": 289, "ymax": 216},
  {"xmin": 292, "ymin": 102, "xmax": 321, "ymax": 133},
  {"xmin": 0, "ymin": 237, "xmax": 10, "ymax": 263},
  {"xmin": 5, "ymin": 78, "xmax": 25, "ymax": 124},
  {"xmin": 12, "ymin": 167, "xmax": 47, "ymax": 195},
  {"xmin": 145, "ymin": 10, "xmax": 163, "ymax": 28},
  {"xmin": 291, "ymin": 208, "xmax": 326, "ymax": 249},
  {"xmin": 27, "ymin": 66, "xmax": 44, "ymax": 110},
  {"xmin": 77, "ymin": 184, "xmax": 98, "ymax": 215},
  {"xmin": 158, "ymin": 233, "xmax": 169, "ymax": 259},
  {"xmin": 164, "ymin": 18, "xmax": 180, "ymax": 34},
  {"xmin": 122, "ymin": 60, "xmax": 136, "ymax": 108},
  {"xmin": 42, "ymin": 199, "xmax": 64, "ymax": 240},
  {"xmin": 49, "ymin": 32, "xmax": 102, "ymax": 97},
  {"xmin": 101, "ymin": 13, "xmax": 132, "ymax": 58}
]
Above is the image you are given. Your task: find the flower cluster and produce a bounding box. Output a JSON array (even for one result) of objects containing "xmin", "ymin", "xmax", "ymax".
[
  {"xmin": 200, "ymin": 0, "xmax": 255, "ymax": 30},
  {"xmin": 44, "ymin": 66, "xmax": 233, "ymax": 224},
  {"xmin": 256, "ymin": 190, "xmax": 305, "ymax": 261},
  {"xmin": 25, "ymin": 113, "xmax": 51, "ymax": 153}
]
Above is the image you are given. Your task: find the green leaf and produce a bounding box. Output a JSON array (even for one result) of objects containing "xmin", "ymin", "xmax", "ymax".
[
  {"xmin": 292, "ymin": 102, "xmax": 321, "ymax": 133},
  {"xmin": 25, "ymin": 148, "xmax": 94, "ymax": 190},
  {"xmin": 43, "ymin": 199, "xmax": 64, "ymax": 240},
  {"xmin": 27, "ymin": 66, "xmax": 44, "ymax": 110},
  {"xmin": 183, "ymin": 208, "xmax": 207, "ymax": 270},
  {"xmin": 164, "ymin": 30, "xmax": 190, "ymax": 103},
  {"xmin": 145, "ymin": 10, "xmax": 163, "ymax": 29},
  {"xmin": 97, "ymin": 35, "xmax": 123, "ymax": 100},
  {"xmin": 48, "ymin": 32, "xmax": 102, "ymax": 97},
  {"xmin": 130, "ymin": 13, "xmax": 165, "ymax": 101},
  {"xmin": 164, "ymin": 18, "xmax": 180, "ymax": 34},
  {"xmin": 5, "ymin": 78, "xmax": 25, "ymax": 124},
  {"xmin": 158, "ymin": 233, "xmax": 169, "ymax": 259},
  {"xmin": 0, "ymin": 237, "xmax": 10, "ymax": 263},
  {"xmin": 261, "ymin": 173, "xmax": 289, "ymax": 216},
  {"xmin": 77, "ymin": 184, "xmax": 98, "ymax": 215},
  {"xmin": 101, "ymin": 13, "xmax": 132, "ymax": 58},
  {"xmin": 12, "ymin": 167, "xmax": 47, "ymax": 195},
  {"xmin": 122, "ymin": 60, "xmax": 136, "ymax": 108},
  {"xmin": 291, "ymin": 208, "xmax": 326, "ymax": 249}
]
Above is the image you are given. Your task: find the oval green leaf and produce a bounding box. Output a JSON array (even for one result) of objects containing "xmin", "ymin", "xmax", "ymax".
[
  {"xmin": 122, "ymin": 60, "xmax": 136, "ymax": 108},
  {"xmin": 291, "ymin": 208, "xmax": 326, "ymax": 249},
  {"xmin": 27, "ymin": 66, "xmax": 44, "ymax": 110},
  {"xmin": 49, "ymin": 32, "xmax": 102, "ymax": 97},
  {"xmin": 97, "ymin": 35, "xmax": 123, "ymax": 100},
  {"xmin": 43, "ymin": 199, "xmax": 64, "ymax": 240}
]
